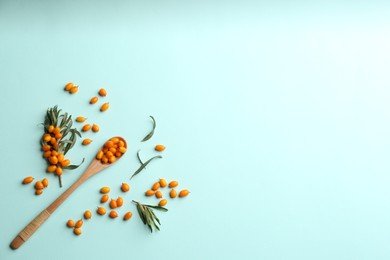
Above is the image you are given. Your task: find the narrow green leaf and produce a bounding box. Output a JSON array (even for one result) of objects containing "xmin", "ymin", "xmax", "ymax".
[
  {"xmin": 130, "ymin": 155, "xmax": 162, "ymax": 180},
  {"xmin": 141, "ymin": 116, "xmax": 156, "ymax": 142}
]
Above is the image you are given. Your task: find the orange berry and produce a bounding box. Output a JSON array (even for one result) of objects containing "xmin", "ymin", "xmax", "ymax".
[
  {"xmin": 100, "ymin": 102, "xmax": 109, "ymax": 112},
  {"xmin": 159, "ymin": 199, "xmax": 168, "ymax": 207},
  {"xmin": 50, "ymin": 137, "xmax": 57, "ymax": 145},
  {"xmin": 97, "ymin": 207, "xmax": 106, "ymax": 215},
  {"xmin": 54, "ymin": 133, "xmax": 63, "ymax": 139},
  {"xmin": 55, "ymin": 167, "xmax": 63, "ymax": 176},
  {"xmin": 105, "ymin": 140, "xmax": 114, "ymax": 148},
  {"xmin": 51, "ymin": 150, "xmax": 58, "ymax": 156},
  {"xmin": 159, "ymin": 178, "xmax": 167, "ymax": 188},
  {"xmin": 151, "ymin": 182, "xmax": 160, "ymax": 191},
  {"xmin": 61, "ymin": 159, "xmax": 70, "ymax": 167},
  {"xmin": 73, "ymin": 228, "xmax": 82, "ymax": 236},
  {"xmin": 179, "ymin": 189, "xmax": 190, "ymax": 197},
  {"xmin": 67, "ymin": 219, "xmax": 75, "ymax": 228},
  {"xmin": 35, "ymin": 181, "xmax": 44, "ymax": 190},
  {"xmin": 155, "ymin": 191, "xmax": 163, "ymax": 199},
  {"xmin": 69, "ymin": 86, "xmax": 79, "ymax": 94},
  {"xmin": 121, "ymin": 183, "xmax": 130, "ymax": 192},
  {"xmin": 43, "ymin": 134, "xmax": 51, "ymax": 142},
  {"xmin": 168, "ymin": 181, "xmax": 178, "ymax": 188},
  {"xmin": 76, "ymin": 116, "xmax": 87, "ymax": 122},
  {"xmin": 82, "ymin": 124, "xmax": 91, "ymax": 132},
  {"xmin": 169, "ymin": 189, "xmax": 177, "ymax": 198},
  {"xmin": 101, "ymin": 194, "xmax": 109, "ymax": 203},
  {"xmin": 118, "ymin": 146, "xmax": 127, "ymax": 154},
  {"xmin": 155, "ymin": 144, "xmax": 166, "ymax": 152},
  {"xmin": 64, "ymin": 82, "xmax": 74, "ymax": 91},
  {"xmin": 35, "ymin": 189, "xmax": 43, "ymax": 195},
  {"xmin": 47, "ymin": 165, "xmax": 57, "ymax": 173},
  {"xmin": 101, "ymin": 156, "xmax": 108, "ymax": 164},
  {"xmin": 75, "ymin": 219, "xmax": 83, "ymax": 228},
  {"xmin": 109, "ymin": 199, "xmax": 117, "ymax": 209},
  {"xmin": 49, "ymin": 156, "xmax": 58, "ymax": 165},
  {"xmin": 92, "ymin": 124, "xmax": 99, "ymax": 132},
  {"xmin": 42, "ymin": 178, "xmax": 49, "ymax": 187},
  {"xmin": 96, "ymin": 150, "xmax": 104, "ymax": 160},
  {"xmin": 43, "ymin": 151, "xmax": 51, "ymax": 158},
  {"xmin": 84, "ymin": 210, "xmax": 92, "ymax": 219},
  {"xmin": 42, "ymin": 145, "xmax": 51, "ymax": 151},
  {"xmin": 82, "ymin": 138, "xmax": 92, "ymax": 145},
  {"xmin": 108, "ymin": 156, "xmax": 116, "ymax": 163},
  {"xmin": 111, "ymin": 137, "xmax": 119, "ymax": 143},
  {"xmin": 123, "ymin": 212, "xmax": 132, "ymax": 221},
  {"xmin": 22, "ymin": 176, "xmax": 34, "ymax": 184},
  {"xmin": 53, "ymin": 127, "xmax": 61, "ymax": 134},
  {"xmin": 48, "ymin": 125, "xmax": 55, "ymax": 133},
  {"xmin": 145, "ymin": 190, "xmax": 155, "ymax": 196},
  {"xmin": 116, "ymin": 197, "xmax": 123, "ymax": 207},
  {"xmin": 57, "ymin": 153, "xmax": 64, "ymax": 163},
  {"xmin": 90, "ymin": 96, "xmax": 99, "ymax": 104},
  {"xmin": 109, "ymin": 210, "xmax": 118, "ymax": 218},
  {"xmin": 100, "ymin": 186, "xmax": 110, "ymax": 194},
  {"xmin": 98, "ymin": 88, "xmax": 107, "ymax": 97}
]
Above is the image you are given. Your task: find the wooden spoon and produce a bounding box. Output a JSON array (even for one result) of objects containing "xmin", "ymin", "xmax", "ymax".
[{"xmin": 10, "ymin": 136, "xmax": 127, "ymax": 250}]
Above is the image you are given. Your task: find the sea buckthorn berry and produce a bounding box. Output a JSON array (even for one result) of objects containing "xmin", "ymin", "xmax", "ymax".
[
  {"xmin": 76, "ymin": 116, "xmax": 87, "ymax": 122},
  {"xmin": 43, "ymin": 134, "xmax": 51, "ymax": 142},
  {"xmin": 159, "ymin": 178, "xmax": 167, "ymax": 188},
  {"xmin": 75, "ymin": 219, "xmax": 83, "ymax": 228},
  {"xmin": 73, "ymin": 228, "xmax": 82, "ymax": 236},
  {"xmin": 53, "ymin": 127, "xmax": 61, "ymax": 134},
  {"xmin": 109, "ymin": 147, "xmax": 116, "ymax": 153},
  {"xmin": 96, "ymin": 150, "xmax": 104, "ymax": 160},
  {"xmin": 54, "ymin": 133, "xmax": 63, "ymax": 139},
  {"xmin": 109, "ymin": 210, "xmax": 118, "ymax": 218},
  {"xmin": 100, "ymin": 187, "xmax": 110, "ymax": 194},
  {"xmin": 101, "ymin": 194, "xmax": 109, "ymax": 203},
  {"xmin": 169, "ymin": 189, "xmax": 177, "ymax": 198},
  {"xmin": 118, "ymin": 140, "xmax": 125, "ymax": 147},
  {"xmin": 109, "ymin": 199, "xmax": 117, "ymax": 209},
  {"xmin": 115, "ymin": 152, "xmax": 122, "ymax": 157},
  {"xmin": 116, "ymin": 197, "xmax": 123, "ymax": 207},
  {"xmin": 69, "ymin": 86, "xmax": 79, "ymax": 94},
  {"xmin": 43, "ymin": 151, "xmax": 51, "ymax": 158},
  {"xmin": 51, "ymin": 150, "xmax": 58, "ymax": 156},
  {"xmin": 61, "ymin": 159, "xmax": 70, "ymax": 167},
  {"xmin": 179, "ymin": 189, "xmax": 190, "ymax": 197},
  {"xmin": 108, "ymin": 156, "xmax": 116, "ymax": 163},
  {"xmin": 49, "ymin": 156, "xmax": 58, "ymax": 165},
  {"xmin": 145, "ymin": 190, "xmax": 155, "ymax": 196},
  {"xmin": 168, "ymin": 181, "xmax": 178, "ymax": 188},
  {"xmin": 82, "ymin": 138, "xmax": 92, "ymax": 145},
  {"xmin": 97, "ymin": 207, "xmax": 106, "ymax": 215},
  {"xmin": 82, "ymin": 124, "xmax": 91, "ymax": 132},
  {"xmin": 35, "ymin": 181, "xmax": 44, "ymax": 190},
  {"xmin": 111, "ymin": 137, "xmax": 119, "ymax": 143},
  {"xmin": 55, "ymin": 167, "xmax": 63, "ymax": 176},
  {"xmin": 48, "ymin": 125, "xmax": 55, "ymax": 133},
  {"xmin": 42, "ymin": 145, "xmax": 51, "ymax": 151},
  {"xmin": 92, "ymin": 124, "xmax": 99, "ymax": 132},
  {"xmin": 155, "ymin": 191, "xmax": 163, "ymax": 199},
  {"xmin": 101, "ymin": 156, "xmax": 108, "ymax": 164},
  {"xmin": 105, "ymin": 141, "xmax": 114, "ymax": 148},
  {"xmin": 159, "ymin": 199, "xmax": 168, "ymax": 207},
  {"xmin": 84, "ymin": 210, "xmax": 92, "ymax": 219},
  {"xmin": 47, "ymin": 165, "xmax": 57, "ymax": 173},
  {"xmin": 64, "ymin": 82, "xmax": 74, "ymax": 91},
  {"xmin": 42, "ymin": 178, "xmax": 49, "ymax": 187},
  {"xmin": 155, "ymin": 144, "xmax": 166, "ymax": 152},
  {"xmin": 100, "ymin": 102, "xmax": 109, "ymax": 112},
  {"xmin": 50, "ymin": 137, "xmax": 57, "ymax": 145},
  {"xmin": 35, "ymin": 189, "xmax": 43, "ymax": 195},
  {"xmin": 90, "ymin": 96, "xmax": 98, "ymax": 104},
  {"xmin": 118, "ymin": 147, "xmax": 127, "ymax": 154},
  {"xmin": 123, "ymin": 212, "xmax": 132, "ymax": 221},
  {"xmin": 67, "ymin": 219, "xmax": 75, "ymax": 228},
  {"xmin": 22, "ymin": 176, "xmax": 34, "ymax": 184},
  {"xmin": 151, "ymin": 182, "xmax": 160, "ymax": 191},
  {"xmin": 121, "ymin": 183, "xmax": 130, "ymax": 192},
  {"xmin": 57, "ymin": 153, "xmax": 64, "ymax": 163},
  {"xmin": 98, "ymin": 88, "xmax": 107, "ymax": 97},
  {"xmin": 106, "ymin": 151, "xmax": 113, "ymax": 158}
]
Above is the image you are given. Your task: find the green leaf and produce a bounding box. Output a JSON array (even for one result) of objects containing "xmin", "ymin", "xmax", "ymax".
[
  {"xmin": 64, "ymin": 158, "xmax": 85, "ymax": 170},
  {"xmin": 130, "ymin": 155, "xmax": 162, "ymax": 180},
  {"xmin": 141, "ymin": 116, "xmax": 156, "ymax": 142}
]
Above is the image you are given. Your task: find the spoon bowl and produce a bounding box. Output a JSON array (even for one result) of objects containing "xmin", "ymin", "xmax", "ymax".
[{"xmin": 10, "ymin": 136, "xmax": 127, "ymax": 250}]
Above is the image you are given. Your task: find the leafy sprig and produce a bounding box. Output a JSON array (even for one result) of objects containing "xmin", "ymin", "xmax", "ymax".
[
  {"xmin": 133, "ymin": 200, "xmax": 167, "ymax": 232},
  {"xmin": 141, "ymin": 116, "xmax": 156, "ymax": 142}
]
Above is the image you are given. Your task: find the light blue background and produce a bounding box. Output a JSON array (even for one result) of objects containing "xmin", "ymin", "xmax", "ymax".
[{"xmin": 1, "ymin": 1, "xmax": 390, "ymax": 259}]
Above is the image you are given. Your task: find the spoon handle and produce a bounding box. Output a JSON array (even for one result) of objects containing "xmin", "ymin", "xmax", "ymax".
[{"xmin": 10, "ymin": 175, "xmax": 87, "ymax": 250}]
